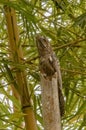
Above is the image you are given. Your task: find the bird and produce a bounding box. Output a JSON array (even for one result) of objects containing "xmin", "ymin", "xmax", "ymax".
[{"xmin": 36, "ymin": 35, "xmax": 65, "ymax": 116}]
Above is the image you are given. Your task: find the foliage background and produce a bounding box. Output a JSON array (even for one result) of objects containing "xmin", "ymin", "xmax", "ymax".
[{"xmin": 0, "ymin": 0, "xmax": 86, "ymax": 129}]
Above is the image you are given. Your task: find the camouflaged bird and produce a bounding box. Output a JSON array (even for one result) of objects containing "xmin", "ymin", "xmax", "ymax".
[{"xmin": 36, "ymin": 35, "xmax": 65, "ymax": 117}]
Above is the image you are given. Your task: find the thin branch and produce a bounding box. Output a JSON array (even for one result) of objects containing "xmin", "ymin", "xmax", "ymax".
[
  {"xmin": 54, "ymin": 38, "xmax": 86, "ymax": 50},
  {"xmin": 62, "ymin": 68, "xmax": 86, "ymax": 75}
]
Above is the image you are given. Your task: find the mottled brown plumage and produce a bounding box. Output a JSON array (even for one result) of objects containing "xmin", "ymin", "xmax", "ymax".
[{"xmin": 36, "ymin": 35, "xmax": 65, "ymax": 116}]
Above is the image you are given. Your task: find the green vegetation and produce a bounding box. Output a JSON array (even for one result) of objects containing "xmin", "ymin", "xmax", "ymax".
[{"xmin": 0, "ymin": 0, "xmax": 86, "ymax": 129}]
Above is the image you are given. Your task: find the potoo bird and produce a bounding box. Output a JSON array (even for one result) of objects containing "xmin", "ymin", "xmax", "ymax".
[{"xmin": 36, "ymin": 35, "xmax": 65, "ymax": 116}]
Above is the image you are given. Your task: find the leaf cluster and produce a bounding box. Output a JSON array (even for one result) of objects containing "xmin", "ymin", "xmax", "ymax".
[{"xmin": 0, "ymin": 0, "xmax": 86, "ymax": 129}]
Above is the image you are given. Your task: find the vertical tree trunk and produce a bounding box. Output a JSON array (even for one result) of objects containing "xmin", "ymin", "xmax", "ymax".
[
  {"xmin": 36, "ymin": 35, "xmax": 64, "ymax": 130},
  {"xmin": 41, "ymin": 73, "xmax": 61, "ymax": 130},
  {"xmin": 4, "ymin": 4, "xmax": 37, "ymax": 130}
]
